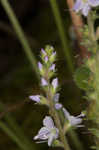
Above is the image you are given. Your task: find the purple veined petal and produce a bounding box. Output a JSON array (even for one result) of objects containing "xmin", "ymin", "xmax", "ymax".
[
  {"xmin": 81, "ymin": 3, "xmax": 91, "ymax": 16},
  {"xmin": 34, "ymin": 127, "xmax": 49, "ymax": 140},
  {"xmin": 55, "ymin": 103, "xmax": 62, "ymax": 110},
  {"xmin": 29, "ymin": 95, "xmax": 40, "ymax": 103},
  {"xmin": 37, "ymin": 127, "xmax": 50, "ymax": 140},
  {"xmin": 41, "ymin": 48, "xmax": 46, "ymax": 55},
  {"xmin": 43, "ymin": 116, "xmax": 55, "ymax": 129},
  {"xmin": 38, "ymin": 62, "xmax": 43, "ymax": 71},
  {"xmin": 41, "ymin": 78, "xmax": 48, "ymax": 86},
  {"xmin": 88, "ymin": 0, "xmax": 99, "ymax": 7},
  {"xmin": 48, "ymin": 134, "xmax": 54, "ymax": 146},
  {"xmin": 62, "ymin": 108, "xmax": 71, "ymax": 120},
  {"xmin": 52, "ymin": 78, "xmax": 58, "ymax": 89},
  {"xmin": 44, "ymin": 56, "xmax": 48, "ymax": 62},
  {"xmin": 50, "ymin": 64, "xmax": 55, "ymax": 71},
  {"xmin": 73, "ymin": 0, "xmax": 84, "ymax": 12},
  {"xmin": 53, "ymin": 93, "xmax": 60, "ymax": 102}
]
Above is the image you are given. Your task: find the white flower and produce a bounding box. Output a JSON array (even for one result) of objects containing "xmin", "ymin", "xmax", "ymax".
[
  {"xmin": 34, "ymin": 116, "xmax": 59, "ymax": 146},
  {"xmin": 63, "ymin": 108, "xmax": 84, "ymax": 127},
  {"xmin": 73, "ymin": 0, "xmax": 99, "ymax": 16},
  {"xmin": 29, "ymin": 95, "xmax": 41, "ymax": 103},
  {"xmin": 53, "ymin": 93, "xmax": 62, "ymax": 110},
  {"xmin": 41, "ymin": 78, "xmax": 48, "ymax": 86},
  {"xmin": 52, "ymin": 78, "xmax": 58, "ymax": 90}
]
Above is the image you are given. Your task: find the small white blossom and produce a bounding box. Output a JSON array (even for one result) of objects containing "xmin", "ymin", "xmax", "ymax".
[
  {"xmin": 41, "ymin": 78, "xmax": 48, "ymax": 86},
  {"xmin": 63, "ymin": 108, "xmax": 84, "ymax": 127},
  {"xmin": 34, "ymin": 116, "xmax": 59, "ymax": 146},
  {"xmin": 52, "ymin": 78, "xmax": 58, "ymax": 90},
  {"xmin": 29, "ymin": 95, "xmax": 41, "ymax": 103}
]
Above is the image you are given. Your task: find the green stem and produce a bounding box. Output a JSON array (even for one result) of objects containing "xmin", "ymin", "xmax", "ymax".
[
  {"xmin": 47, "ymin": 89, "xmax": 70, "ymax": 150},
  {"xmin": 49, "ymin": 0, "xmax": 74, "ymax": 73},
  {"xmin": 0, "ymin": 121, "xmax": 26, "ymax": 150},
  {"xmin": 87, "ymin": 13, "xmax": 96, "ymax": 42},
  {"xmin": 87, "ymin": 12, "xmax": 99, "ymax": 148},
  {"xmin": 0, "ymin": 0, "xmax": 40, "ymax": 79}
]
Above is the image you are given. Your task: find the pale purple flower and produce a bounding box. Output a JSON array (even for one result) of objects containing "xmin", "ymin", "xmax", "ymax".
[
  {"xmin": 53, "ymin": 93, "xmax": 62, "ymax": 110},
  {"xmin": 73, "ymin": 0, "xmax": 99, "ymax": 16},
  {"xmin": 53, "ymin": 93, "xmax": 60, "ymax": 102},
  {"xmin": 41, "ymin": 78, "xmax": 48, "ymax": 86},
  {"xmin": 55, "ymin": 103, "xmax": 62, "ymax": 110},
  {"xmin": 63, "ymin": 108, "xmax": 84, "ymax": 127},
  {"xmin": 41, "ymin": 48, "xmax": 46, "ymax": 55},
  {"xmin": 29, "ymin": 95, "xmax": 40, "ymax": 103},
  {"xmin": 52, "ymin": 78, "xmax": 58, "ymax": 90},
  {"xmin": 44, "ymin": 56, "xmax": 48, "ymax": 63},
  {"xmin": 50, "ymin": 64, "xmax": 55, "ymax": 71},
  {"xmin": 38, "ymin": 62, "xmax": 43, "ymax": 71},
  {"xmin": 34, "ymin": 116, "xmax": 59, "ymax": 146}
]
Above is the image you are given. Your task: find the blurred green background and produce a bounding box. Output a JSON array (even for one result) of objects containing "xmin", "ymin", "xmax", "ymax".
[{"xmin": 0, "ymin": 0, "xmax": 92, "ymax": 149}]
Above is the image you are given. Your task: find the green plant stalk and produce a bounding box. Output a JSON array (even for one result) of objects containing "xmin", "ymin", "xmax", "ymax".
[
  {"xmin": 49, "ymin": 0, "xmax": 74, "ymax": 73},
  {"xmin": 0, "ymin": 0, "xmax": 40, "ymax": 79},
  {"xmin": 68, "ymin": 129, "xmax": 84, "ymax": 150},
  {"xmin": 0, "ymin": 121, "xmax": 26, "ymax": 150},
  {"xmin": 87, "ymin": 13, "xmax": 96, "ymax": 43},
  {"xmin": 87, "ymin": 12, "xmax": 99, "ymax": 148},
  {"xmin": 47, "ymin": 88, "xmax": 71, "ymax": 150}
]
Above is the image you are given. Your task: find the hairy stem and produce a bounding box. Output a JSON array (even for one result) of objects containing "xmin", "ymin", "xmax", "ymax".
[
  {"xmin": 47, "ymin": 88, "xmax": 71, "ymax": 150},
  {"xmin": 87, "ymin": 12, "xmax": 99, "ymax": 148}
]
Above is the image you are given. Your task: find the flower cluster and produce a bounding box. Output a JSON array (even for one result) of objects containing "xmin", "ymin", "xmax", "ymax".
[
  {"xmin": 29, "ymin": 46, "xmax": 84, "ymax": 146},
  {"xmin": 73, "ymin": 0, "xmax": 99, "ymax": 16}
]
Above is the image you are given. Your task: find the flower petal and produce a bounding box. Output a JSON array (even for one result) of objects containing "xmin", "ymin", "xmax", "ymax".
[
  {"xmin": 62, "ymin": 108, "xmax": 71, "ymax": 120},
  {"xmin": 29, "ymin": 95, "xmax": 40, "ymax": 103},
  {"xmin": 52, "ymin": 78, "xmax": 58, "ymax": 90},
  {"xmin": 55, "ymin": 103, "xmax": 62, "ymax": 110},
  {"xmin": 43, "ymin": 116, "xmax": 54, "ymax": 128},
  {"xmin": 44, "ymin": 56, "xmax": 48, "ymax": 62},
  {"xmin": 88, "ymin": 0, "xmax": 99, "ymax": 7},
  {"xmin": 34, "ymin": 127, "xmax": 50, "ymax": 140},
  {"xmin": 41, "ymin": 78, "xmax": 48, "ymax": 86},
  {"xmin": 50, "ymin": 64, "xmax": 55, "ymax": 71},
  {"xmin": 69, "ymin": 116, "xmax": 82, "ymax": 126},
  {"xmin": 38, "ymin": 62, "xmax": 42, "ymax": 71},
  {"xmin": 73, "ymin": 0, "xmax": 84, "ymax": 12},
  {"xmin": 81, "ymin": 3, "xmax": 91, "ymax": 16},
  {"xmin": 53, "ymin": 93, "xmax": 60, "ymax": 102},
  {"xmin": 41, "ymin": 48, "xmax": 46, "ymax": 55}
]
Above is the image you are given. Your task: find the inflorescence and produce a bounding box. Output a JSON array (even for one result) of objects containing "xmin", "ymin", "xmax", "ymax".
[{"xmin": 29, "ymin": 46, "xmax": 84, "ymax": 147}]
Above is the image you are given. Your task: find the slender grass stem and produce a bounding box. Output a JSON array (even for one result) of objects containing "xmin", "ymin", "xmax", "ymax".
[
  {"xmin": 49, "ymin": 0, "xmax": 74, "ymax": 73},
  {"xmin": 0, "ymin": 103, "xmax": 35, "ymax": 150},
  {"xmin": 0, "ymin": 0, "xmax": 40, "ymax": 79},
  {"xmin": 0, "ymin": 121, "xmax": 26, "ymax": 150}
]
